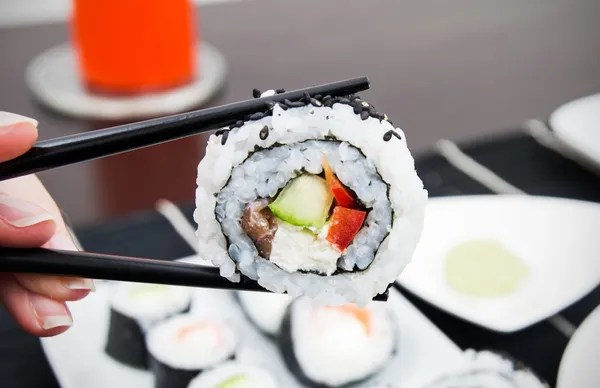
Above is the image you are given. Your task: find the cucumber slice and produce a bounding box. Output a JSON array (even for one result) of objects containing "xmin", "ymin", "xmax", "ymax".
[{"xmin": 268, "ymin": 175, "xmax": 333, "ymax": 229}]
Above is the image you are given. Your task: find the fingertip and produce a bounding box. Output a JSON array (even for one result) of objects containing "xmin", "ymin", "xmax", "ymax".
[
  {"xmin": 0, "ymin": 194, "xmax": 57, "ymax": 247},
  {"xmin": 0, "ymin": 111, "xmax": 38, "ymax": 128},
  {"xmin": 0, "ymin": 275, "xmax": 73, "ymax": 337},
  {"xmin": 0, "ymin": 112, "xmax": 39, "ymax": 162},
  {"xmin": 14, "ymin": 274, "xmax": 94, "ymax": 302},
  {"xmin": 0, "ymin": 218, "xmax": 57, "ymax": 248}
]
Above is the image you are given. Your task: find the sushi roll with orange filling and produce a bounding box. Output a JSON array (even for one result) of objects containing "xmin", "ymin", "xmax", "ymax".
[
  {"xmin": 146, "ymin": 314, "xmax": 237, "ymax": 388},
  {"xmin": 194, "ymin": 90, "xmax": 427, "ymax": 306},
  {"xmin": 104, "ymin": 283, "xmax": 193, "ymax": 369},
  {"xmin": 278, "ymin": 297, "xmax": 397, "ymax": 387}
]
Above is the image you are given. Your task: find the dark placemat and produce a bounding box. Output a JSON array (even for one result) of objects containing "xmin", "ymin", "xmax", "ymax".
[
  {"xmin": 1, "ymin": 130, "xmax": 599, "ymax": 388},
  {"xmin": 404, "ymin": 131, "xmax": 600, "ymax": 386}
]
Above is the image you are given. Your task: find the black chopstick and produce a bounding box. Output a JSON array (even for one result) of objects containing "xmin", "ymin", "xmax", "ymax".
[
  {"xmin": 0, "ymin": 247, "xmax": 389, "ymax": 301},
  {"xmin": 0, "ymin": 77, "xmax": 370, "ymax": 182}
]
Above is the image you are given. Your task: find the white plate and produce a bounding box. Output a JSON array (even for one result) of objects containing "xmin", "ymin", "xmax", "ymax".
[
  {"xmin": 556, "ymin": 304, "xmax": 600, "ymax": 388},
  {"xmin": 40, "ymin": 255, "xmax": 469, "ymax": 388},
  {"xmin": 398, "ymin": 195, "xmax": 600, "ymax": 332},
  {"xmin": 549, "ymin": 93, "xmax": 600, "ymax": 170}
]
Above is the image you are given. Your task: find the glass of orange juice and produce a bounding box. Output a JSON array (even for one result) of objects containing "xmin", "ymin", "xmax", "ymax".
[{"xmin": 70, "ymin": 0, "xmax": 197, "ymax": 95}]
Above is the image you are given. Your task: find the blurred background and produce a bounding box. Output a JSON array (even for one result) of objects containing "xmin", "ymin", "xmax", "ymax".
[
  {"xmin": 1, "ymin": 2, "xmax": 600, "ymax": 388},
  {"xmin": 0, "ymin": 0, "xmax": 599, "ymax": 229}
]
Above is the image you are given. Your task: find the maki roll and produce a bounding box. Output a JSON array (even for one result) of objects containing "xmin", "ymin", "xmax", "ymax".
[
  {"xmin": 186, "ymin": 361, "xmax": 279, "ymax": 388},
  {"xmin": 104, "ymin": 283, "xmax": 192, "ymax": 369},
  {"xmin": 194, "ymin": 91, "xmax": 427, "ymax": 305},
  {"xmin": 279, "ymin": 297, "xmax": 397, "ymax": 387},
  {"xmin": 235, "ymin": 291, "xmax": 293, "ymax": 338},
  {"xmin": 423, "ymin": 350, "xmax": 549, "ymax": 388},
  {"xmin": 146, "ymin": 314, "xmax": 238, "ymax": 388}
]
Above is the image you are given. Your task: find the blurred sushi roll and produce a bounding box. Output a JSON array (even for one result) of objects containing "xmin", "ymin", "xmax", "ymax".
[
  {"xmin": 194, "ymin": 91, "xmax": 427, "ymax": 306},
  {"xmin": 146, "ymin": 314, "xmax": 238, "ymax": 388},
  {"xmin": 422, "ymin": 349, "xmax": 550, "ymax": 388},
  {"xmin": 186, "ymin": 361, "xmax": 279, "ymax": 388},
  {"xmin": 104, "ymin": 283, "xmax": 193, "ymax": 369},
  {"xmin": 234, "ymin": 291, "xmax": 293, "ymax": 338},
  {"xmin": 278, "ymin": 297, "xmax": 397, "ymax": 387}
]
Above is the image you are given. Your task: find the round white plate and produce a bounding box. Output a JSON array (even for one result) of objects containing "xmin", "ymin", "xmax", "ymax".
[
  {"xmin": 557, "ymin": 304, "xmax": 600, "ymax": 388},
  {"xmin": 549, "ymin": 93, "xmax": 600, "ymax": 170},
  {"xmin": 397, "ymin": 195, "xmax": 600, "ymax": 332},
  {"xmin": 25, "ymin": 42, "xmax": 228, "ymax": 120}
]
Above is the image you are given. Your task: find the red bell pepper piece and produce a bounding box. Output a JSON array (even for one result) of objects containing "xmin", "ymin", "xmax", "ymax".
[
  {"xmin": 322, "ymin": 157, "xmax": 356, "ymax": 208},
  {"xmin": 326, "ymin": 206, "xmax": 366, "ymax": 252}
]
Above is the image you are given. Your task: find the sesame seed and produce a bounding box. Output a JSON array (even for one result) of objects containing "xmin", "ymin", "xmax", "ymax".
[
  {"xmin": 288, "ymin": 101, "xmax": 306, "ymax": 108},
  {"xmin": 383, "ymin": 130, "xmax": 393, "ymax": 141},
  {"xmin": 360, "ymin": 110, "xmax": 369, "ymax": 120},
  {"xmin": 252, "ymin": 88, "xmax": 261, "ymax": 98},
  {"xmin": 261, "ymin": 89, "xmax": 276, "ymax": 98},
  {"xmin": 249, "ymin": 112, "xmax": 264, "ymax": 121},
  {"xmin": 221, "ymin": 130, "xmax": 230, "ymax": 145},
  {"xmin": 259, "ymin": 125, "xmax": 269, "ymax": 140}
]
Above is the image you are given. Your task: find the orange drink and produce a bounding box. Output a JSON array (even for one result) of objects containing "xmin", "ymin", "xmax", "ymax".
[{"xmin": 71, "ymin": 0, "xmax": 196, "ymax": 94}]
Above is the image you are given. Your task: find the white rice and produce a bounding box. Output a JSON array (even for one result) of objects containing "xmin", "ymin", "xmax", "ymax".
[
  {"xmin": 236, "ymin": 291, "xmax": 293, "ymax": 336},
  {"xmin": 194, "ymin": 101, "xmax": 427, "ymax": 306},
  {"xmin": 289, "ymin": 297, "xmax": 396, "ymax": 387},
  {"xmin": 187, "ymin": 361, "xmax": 279, "ymax": 388},
  {"xmin": 146, "ymin": 314, "xmax": 237, "ymax": 370},
  {"xmin": 109, "ymin": 282, "xmax": 192, "ymax": 331},
  {"xmin": 423, "ymin": 350, "xmax": 549, "ymax": 388}
]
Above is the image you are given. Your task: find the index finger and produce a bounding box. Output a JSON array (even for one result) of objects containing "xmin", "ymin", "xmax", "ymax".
[{"xmin": 0, "ymin": 112, "xmax": 38, "ymax": 163}]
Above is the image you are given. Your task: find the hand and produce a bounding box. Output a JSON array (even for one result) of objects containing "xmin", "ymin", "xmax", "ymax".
[{"xmin": 0, "ymin": 111, "xmax": 95, "ymax": 337}]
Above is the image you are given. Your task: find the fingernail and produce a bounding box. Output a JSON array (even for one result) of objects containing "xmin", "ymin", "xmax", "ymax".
[
  {"xmin": 64, "ymin": 278, "xmax": 96, "ymax": 292},
  {"xmin": 46, "ymin": 234, "xmax": 78, "ymax": 251},
  {"xmin": 29, "ymin": 293, "xmax": 73, "ymax": 330},
  {"xmin": 0, "ymin": 111, "xmax": 38, "ymax": 128},
  {"xmin": 0, "ymin": 195, "xmax": 55, "ymax": 228}
]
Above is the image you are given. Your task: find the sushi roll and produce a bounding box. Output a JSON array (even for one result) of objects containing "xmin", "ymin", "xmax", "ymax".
[
  {"xmin": 104, "ymin": 282, "xmax": 193, "ymax": 369},
  {"xmin": 279, "ymin": 297, "xmax": 397, "ymax": 387},
  {"xmin": 146, "ymin": 314, "xmax": 238, "ymax": 388},
  {"xmin": 186, "ymin": 361, "xmax": 279, "ymax": 388},
  {"xmin": 422, "ymin": 350, "xmax": 549, "ymax": 388},
  {"xmin": 194, "ymin": 90, "xmax": 427, "ymax": 306},
  {"xmin": 234, "ymin": 291, "xmax": 293, "ymax": 338}
]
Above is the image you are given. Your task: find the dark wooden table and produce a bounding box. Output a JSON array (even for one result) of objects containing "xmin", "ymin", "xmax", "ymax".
[{"xmin": 1, "ymin": 0, "xmax": 599, "ymax": 228}]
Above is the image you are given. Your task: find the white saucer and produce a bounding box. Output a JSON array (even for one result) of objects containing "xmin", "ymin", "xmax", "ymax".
[
  {"xmin": 549, "ymin": 93, "xmax": 600, "ymax": 170},
  {"xmin": 556, "ymin": 304, "xmax": 600, "ymax": 388},
  {"xmin": 25, "ymin": 42, "xmax": 228, "ymax": 120},
  {"xmin": 397, "ymin": 195, "xmax": 600, "ymax": 332}
]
